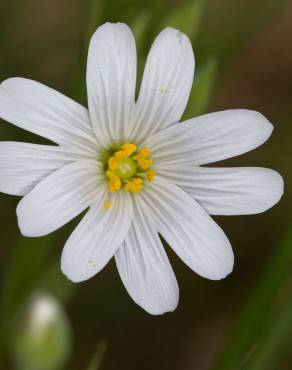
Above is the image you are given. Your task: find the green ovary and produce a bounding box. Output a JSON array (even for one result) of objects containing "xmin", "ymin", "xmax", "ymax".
[{"xmin": 114, "ymin": 157, "xmax": 137, "ymax": 179}]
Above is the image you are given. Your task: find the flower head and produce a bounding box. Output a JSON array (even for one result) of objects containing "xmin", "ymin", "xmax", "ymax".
[
  {"xmin": 0, "ymin": 23, "xmax": 283, "ymax": 315},
  {"xmin": 105, "ymin": 143, "xmax": 154, "ymax": 193}
]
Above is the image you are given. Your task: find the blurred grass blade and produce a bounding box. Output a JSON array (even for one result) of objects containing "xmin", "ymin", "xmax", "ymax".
[
  {"xmin": 0, "ymin": 236, "xmax": 51, "ymax": 359},
  {"xmin": 213, "ymin": 223, "xmax": 292, "ymax": 370},
  {"xmin": 87, "ymin": 341, "xmax": 108, "ymax": 370},
  {"xmin": 73, "ymin": 0, "xmax": 103, "ymax": 103},
  {"xmin": 183, "ymin": 58, "xmax": 217, "ymax": 119},
  {"xmin": 131, "ymin": 12, "xmax": 151, "ymax": 95},
  {"xmin": 85, "ymin": 0, "xmax": 104, "ymax": 48},
  {"xmin": 161, "ymin": 0, "xmax": 206, "ymax": 40},
  {"xmin": 246, "ymin": 294, "xmax": 292, "ymax": 370},
  {"xmin": 0, "ymin": 237, "xmax": 51, "ymax": 325},
  {"xmin": 131, "ymin": 11, "xmax": 151, "ymax": 54}
]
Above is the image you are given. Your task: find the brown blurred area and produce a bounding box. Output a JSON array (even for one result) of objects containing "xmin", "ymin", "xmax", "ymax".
[{"xmin": 0, "ymin": 1, "xmax": 291, "ymax": 370}]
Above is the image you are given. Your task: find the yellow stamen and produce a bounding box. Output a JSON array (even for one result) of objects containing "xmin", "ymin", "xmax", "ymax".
[
  {"xmin": 135, "ymin": 147, "xmax": 153, "ymax": 169},
  {"xmin": 104, "ymin": 201, "xmax": 113, "ymax": 209},
  {"xmin": 124, "ymin": 178, "xmax": 143, "ymax": 193},
  {"xmin": 136, "ymin": 147, "xmax": 150, "ymax": 160},
  {"xmin": 146, "ymin": 169, "xmax": 156, "ymax": 182},
  {"xmin": 105, "ymin": 144, "xmax": 155, "ymax": 193},
  {"xmin": 114, "ymin": 150, "xmax": 128, "ymax": 159},
  {"xmin": 115, "ymin": 143, "xmax": 137, "ymax": 158},
  {"xmin": 138, "ymin": 158, "xmax": 153, "ymax": 170},
  {"xmin": 106, "ymin": 170, "xmax": 121, "ymax": 192},
  {"xmin": 108, "ymin": 157, "xmax": 118, "ymax": 170},
  {"xmin": 121, "ymin": 143, "xmax": 137, "ymax": 156}
]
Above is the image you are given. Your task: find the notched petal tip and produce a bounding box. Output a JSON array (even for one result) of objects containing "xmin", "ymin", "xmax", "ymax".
[
  {"xmin": 160, "ymin": 26, "xmax": 188, "ymax": 38},
  {"xmin": 158, "ymin": 26, "xmax": 194, "ymax": 51}
]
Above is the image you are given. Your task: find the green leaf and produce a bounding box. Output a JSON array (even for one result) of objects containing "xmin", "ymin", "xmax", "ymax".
[{"xmin": 183, "ymin": 58, "xmax": 217, "ymax": 119}]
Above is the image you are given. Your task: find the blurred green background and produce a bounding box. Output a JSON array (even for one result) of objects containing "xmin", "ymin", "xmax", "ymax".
[{"xmin": 0, "ymin": 0, "xmax": 291, "ymax": 369}]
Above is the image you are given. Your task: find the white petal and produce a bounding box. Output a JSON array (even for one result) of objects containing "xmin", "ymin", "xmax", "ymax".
[
  {"xmin": 132, "ymin": 27, "xmax": 195, "ymax": 142},
  {"xmin": 115, "ymin": 198, "xmax": 179, "ymax": 315},
  {"xmin": 0, "ymin": 78, "xmax": 99, "ymax": 154},
  {"xmin": 157, "ymin": 165, "xmax": 284, "ymax": 215},
  {"xmin": 144, "ymin": 110, "xmax": 273, "ymax": 166},
  {"xmin": 61, "ymin": 188, "xmax": 133, "ymax": 282},
  {"xmin": 16, "ymin": 160, "xmax": 103, "ymax": 237},
  {"xmin": 87, "ymin": 22, "xmax": 137, "ymax": 147},
  {"xmin": 0, "ymin": 142, "xmax": 90, "ymax": 196},
  {"xmin": 140, "ymin": 176, "xmax": 234, "ymax": 280}
]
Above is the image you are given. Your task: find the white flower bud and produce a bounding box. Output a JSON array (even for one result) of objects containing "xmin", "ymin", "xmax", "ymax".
[{"xmin": 12, "ymin": 291, "xmax": 72, "ymax": 370}]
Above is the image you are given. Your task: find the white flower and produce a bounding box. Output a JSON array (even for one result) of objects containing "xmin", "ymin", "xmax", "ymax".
[{"xmin": 0, "ymin": 23, "xmax": 283, "ymax": 315}]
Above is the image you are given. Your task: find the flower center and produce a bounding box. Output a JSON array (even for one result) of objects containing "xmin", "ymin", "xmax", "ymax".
[
  {"xmin": 104, "ymin": 143, "xmax": 156, "ymax": 193},
  {"xmin": 114, "ymin": 157, "xmax": 136, "ymax": 179}
]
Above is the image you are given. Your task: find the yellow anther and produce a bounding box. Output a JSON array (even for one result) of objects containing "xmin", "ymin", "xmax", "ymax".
[
  {"xmin": 114, "ymin": 143, "xmax": 137, "ymax": 159},
  {"xmin": 104, "ymin": 201, "xmax": 113, "ymax": 209},
  {"xmin": 138, "ymin": 158, "xmax": 153, "ymax": 170},
  {"xmin": 114, "ymin": 150, "xmax": 128, "ymax": 159},
  {"xmin": 146, "ymin": 169, "xmax": 156, "ymax": 182},
  {"xmin": 135, "ymin": 147, "xmax": 153, "ymax": 169},
  {"xmin": 108, "ymin": 157, "xmax": 118, "ymax": 170},
  {"xmin": 106, "ymin": 170, "xmax": 121, "ymax": 193},
  {"xmin": 124, "ymin": 178, "xmax": 143, "ymax": 193},
  {"xmin": 105, "ymin": 144, "xmax": 155, "ymax": 193},
  {"xmin": 121, "ymin": 143, "xmax": 137, "ymax": 156},
  {"xmin": 136, "ymin": 147, "xmax": 150, "ymax": 160}
]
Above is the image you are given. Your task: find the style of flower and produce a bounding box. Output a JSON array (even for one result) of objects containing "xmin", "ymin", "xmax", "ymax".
[{"xmin": 0, "ymin": 23, "xmax": 283, "ymax": 314}]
